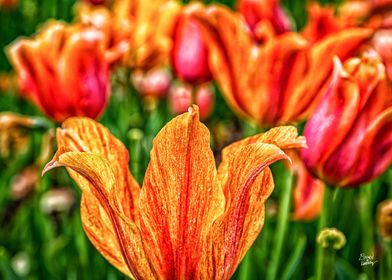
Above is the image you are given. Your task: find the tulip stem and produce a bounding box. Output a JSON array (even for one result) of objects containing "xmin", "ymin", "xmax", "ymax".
[
  {"xmin": 315, "ymin": 186, "xmax": 335, "ymax": 280},
  {"xmin": 266, "ymin": 168, "xmax": 293, "ymax": 280},
  {"xmin": 359, "ymin": 183, "xmax": 375, "ymax": 280}
]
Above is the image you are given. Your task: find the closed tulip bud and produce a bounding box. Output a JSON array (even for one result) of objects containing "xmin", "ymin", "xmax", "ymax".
[
  {"xmin": 169, "ymin": 83, "xmax": 193, "ymax": 115},
  {"xmin": 8, "ymin": 21, "xmax": 110, "ymax": 122},
  {"xmin": 378, "ymin": 199, "xmax": 392, "ymax": 240},
  {"xmin": 195, "ymin": 83, "xmax": 214, "ymax": 119},
  {"xmin": 302, "ymin": 52, "xmax": 392, "ymax": 187},
  {"xmin": 238, "ymin": 0, "xmax": 292, "ymax": 39},
  {"xmin": 171, "ymin": 5, "xmax": 212, "ymax": 84},
  {"xmin": 131, "ymin": 67, "xmax": 172, "ymax": 98}
]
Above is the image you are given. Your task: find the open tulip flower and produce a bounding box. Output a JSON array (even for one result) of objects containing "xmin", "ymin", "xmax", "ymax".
[
  {"xmin": 8, "ymin": 21, "xmax": 110, "ymax": 122},
  {"xmin": 194, "ymin": 5, "xmax": 372, "ymax": 127},
  {"xmin": 43, "ymin": 105, "xmax": 305, "ymax": 279},
  {"xmin": 302, "ymin": 51, "xmax": 392, "ymax": 187}
]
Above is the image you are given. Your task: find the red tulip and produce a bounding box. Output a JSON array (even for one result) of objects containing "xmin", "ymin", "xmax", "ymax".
[
  {"xmin": 169, "ymin": 83, "xmax": 193, "ymax": 115},
  {"xmin": 372, "ymin": 29, "xmax": 392, "ymax": 80},
  {"xmin": 171, "ymin": 4, "xmax": 212, "ymax": 84},
  {"xmin": 9, "ymin": 22, "xmax": 110, "ymax": 122},
  {"xmin": 195, "ymin": 83, "xmax": 215, "ymax": 119},
  {"xmin": 301, "ymin": 51, "xmax": 392, "ymax": 187}
]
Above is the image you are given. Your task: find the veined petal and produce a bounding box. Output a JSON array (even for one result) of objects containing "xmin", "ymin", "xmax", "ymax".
[
  {"xmin": 202, "ymin": 143, "xmax": 288, "ymax": 279},
  {"xmin": 138, "ymin": 105, "xmax": 224, "ymax": 279},
  {"xmin": 43, "ymin": 150, "xmax": 155, "ymax": 279},
  {"xmin": 56, "ymin": 117, "xmax": 140, "ymax": 221}
]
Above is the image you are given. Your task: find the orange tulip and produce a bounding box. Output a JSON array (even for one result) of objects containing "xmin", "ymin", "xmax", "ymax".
[
  {"xmin": 8, "ymin": 22, "xmax": 110, "ymax": 122},
  {"xmin": 372, "ymin": 29, "xmax": 392, "ymax": 80},
  {"xmin": 194, "ymin": 5, "xmax": 372, "ymax": 127},
  {"xmin": 43, "ymin": 106, "xmax": 306, "ymax": 279},
  {"xmin": 75, "ymin": 3, "xmax": 132, "ymax": 64},
  {"xmin": 113, "ymin": 0, "xmax": 181, "ymax": 69},
  {"xmin": 301, "ymin": 51, "xmax": 392, "ymax": 187}
]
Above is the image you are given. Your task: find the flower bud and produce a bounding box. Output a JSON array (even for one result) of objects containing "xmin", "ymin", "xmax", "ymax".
[
  {"xmin": 131, "ymin": 67, "xmax": 172, "ymax": 98},
  {"xmin": 171, "ymin": 6, "xmax": 212, "ymax": 84},
  {"xmin": 169, "ymin": 83, "xmax": 193, "ymax": 115},
  {"xmin": 195, "ymin": 83, "xmax": 215, "ymax": 119},
  {"xmin": 378, "ymin": 199, "xmax": 392, "ymax": 240}
]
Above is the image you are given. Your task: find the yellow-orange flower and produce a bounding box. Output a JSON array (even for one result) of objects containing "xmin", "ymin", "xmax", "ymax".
[
  {"xmin": 43, "ymin": 106, "xmax": 305, "ymax": 279},
  {"xmin": 8, "ymin": 21, "xmax": 110, "ymax": 122},
  {"xmin": 194, "ymin": 5, "xmax": 372, "ymax": 127}
]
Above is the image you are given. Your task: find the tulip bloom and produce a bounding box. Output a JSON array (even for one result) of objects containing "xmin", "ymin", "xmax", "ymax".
[
  {"xmin": 113, "ymin": 0, "xmax": 180, "ymax": 69},
  {"xmin": 9, "ymin": 22, "xmax": 109, "ymax": 122},
  {"xmin": 43, "ymin": 106, "xmax": 305, "ymax": 279},
  {"xmin": 302, "ymin": 52, "xmax": 392, "ymax": 187},
  {"xmin": 372, "ymin": 29, "xmax": 392, "ymax": 80},
  {"xmin": 171, "ymin": 4, "xmax": 212, "ymax": 84},
  {"xmin": 194, "ymin": 5, "xmax": 372, "ymax": 127}
]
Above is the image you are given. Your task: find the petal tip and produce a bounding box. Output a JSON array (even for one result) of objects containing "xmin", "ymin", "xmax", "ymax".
[{"xmin": 42, "ymin": 160, "xmax": 62, "ymax": 176}]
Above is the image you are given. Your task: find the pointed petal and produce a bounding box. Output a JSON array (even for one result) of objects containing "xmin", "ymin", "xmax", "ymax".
[
  {"xmin": 56, "ymin": 117, "xmax": 140, "ymax": 221},
  {"xmin": 43, "ymin": 151, "xmax": 155, "ymax": 279},
  {"xmin": 203, "ymin": 142, "xmax": 289, "ymax": 279},
  {"xmin": 138, "ymin": 105, "xmax": 224, "ymax": 279}
]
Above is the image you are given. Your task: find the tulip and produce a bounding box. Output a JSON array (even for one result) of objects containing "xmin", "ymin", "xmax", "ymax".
[
  {"xmin": 131, "ymin": 67, "xmax": 172, "ymax": 98},
  {"xmin": 195, "ymin": 83, "xmax": 215, "ymax": 119},
  {"xmin": 43, "ymin": 105, "xmax": 306, "ymax": 279},
  {"xmin": 168, "ymin": 83, "xmax": 193, "ymax": 115},
  {"xmin": 301, "ymin": 51, "xmax": 392, "ymax": 187},
  {"xmin": 0, "ymin": 0, "xmax": 17, "ymax": 9},
  {"xmin": 113, "ymin": 0, "xmax": 181, "ymax": 69},
  {"xmin": 194, "ymin": 5, "xmax": 373, "ymax": 127},
  {"xmin": 171, "ymin": 4, "xmax": 212, "ymax": 84},
  {"xmin": 237, "ymin": 0, "xmax": 292, "ymax": 42},
  {"xmin": 8, "ymin": 22, "xmax": 110, "ymax": 122}
]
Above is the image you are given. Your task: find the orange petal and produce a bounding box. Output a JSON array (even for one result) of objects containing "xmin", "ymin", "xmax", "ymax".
[
  {"xmin": 43, "ymin": 150, "xmax": 155, "ymax": 279},
  {"xmin": 203, "ymin": 142, "xmax": 289, "ymax": 279},
  {"xmin": 138, "ymin": 105, "xmax": 224, "ymax": 279},
  {"xmin": 56, "ymin": 117, "xmax": 140, "ymax": 221}
]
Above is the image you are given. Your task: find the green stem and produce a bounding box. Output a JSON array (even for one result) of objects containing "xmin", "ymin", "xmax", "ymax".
[
  {"xmin": 315, "ymin": 186, "xmax": 335, "ymax": 280},
  {"xmin": 360, "ymin": 183, "xmax": 375, "ymax": 280},
  {"xmin": 266, "ymin": 169, "xmax": 293, "ymax": 280}
]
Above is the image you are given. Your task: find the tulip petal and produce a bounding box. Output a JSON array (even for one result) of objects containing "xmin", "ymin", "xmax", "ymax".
[
  {"xmin": 202, "ymin": 142, "xmax": 288, "ymax": 279},
  {"xmin": 43, "ymin": 150, "xmax": 155, "ymax": 279},
  {"xmin": 56, "ymin": 117, "xmax": 140, "ymax": 221},
  {"xmin": 138, "ymin": 105, "xmax": 224, "ymax": 279}
]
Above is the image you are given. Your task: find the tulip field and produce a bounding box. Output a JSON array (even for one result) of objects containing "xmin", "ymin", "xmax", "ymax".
[{"xmin": 1, "ymin": 0, "xmax": 392, "ymax": 279}]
